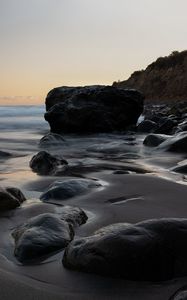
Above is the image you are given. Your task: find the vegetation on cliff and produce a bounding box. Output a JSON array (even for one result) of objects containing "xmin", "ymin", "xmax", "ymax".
[{"xmin": 113, "ymin": 50, "xmax": 187, "ymax": 102}]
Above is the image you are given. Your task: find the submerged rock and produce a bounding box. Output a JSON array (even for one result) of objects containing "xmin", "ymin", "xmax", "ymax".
[
  {"xmin": 137, "ymin": 120, "xmax": 157, "ymax": 133},
  {"xmin": 157, "ymin": 132, "xmax": 187, "ymax": 152},
  {"xmin": 45, "ymin": 86, "xmax": 144, "ymax": 133},
  {"xmin": 39, "ymin": 133, "xmax": 65, "ymax": 148},
  {"xmin": 40, "ymin": 178, "xmax": 101, "ymax": 202},
  {"xmin": 12, "ymin": 213, "xmax": 74, "ymax": 263},
  {"xmin": 63, "ymin": 218, "xmax": 187, "ymax": 281},
  {"xmin": 143, "ymin": 134, "xmax": 169, "ymax": 147},
  {"xmin": 0, "ymin": 186, "xmax": 26, "ymax": 211},
  {"xmin": 29, "ymin": 151, "xmax": 68, "ymax": 175}
]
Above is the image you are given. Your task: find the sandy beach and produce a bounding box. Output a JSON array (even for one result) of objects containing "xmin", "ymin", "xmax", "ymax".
[{"xmin": 0, "ymin": 106, "xmax": 187, "ymax": 299}]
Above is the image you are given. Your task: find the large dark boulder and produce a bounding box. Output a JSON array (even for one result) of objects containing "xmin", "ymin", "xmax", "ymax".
[
  {"xmin": 29, "ymin": 151, "xmax": 68, "ymax": 175},
  {"xmin": 0, "ymin": 186, "xmax": 26, "ymax": 211},
  {"xmin": 63, "ymin": 218, "xmax": 187, "ymax": 281},
  {"xmin": 45, "ymin": 86, "xmax": 144, "ymax": 133}
]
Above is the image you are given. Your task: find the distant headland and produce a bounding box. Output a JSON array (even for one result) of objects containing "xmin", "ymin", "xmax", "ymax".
[{"xmin": 113, "ymin": 50, "xmax": 187, "ymax": 102}]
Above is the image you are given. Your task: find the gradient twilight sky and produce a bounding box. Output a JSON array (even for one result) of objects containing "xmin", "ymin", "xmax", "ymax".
[{"xmin": 0, "ymin": 0, "xmax": 187, "ymax": 104}]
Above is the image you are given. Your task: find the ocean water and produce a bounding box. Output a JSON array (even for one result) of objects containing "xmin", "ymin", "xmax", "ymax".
[
  {"xmin": 0, "ymin": 105, "xmax": 48, "ymax": 153},
  {"xmin": 0, "ymin": 105, "xmax": 48, "ymax": 131},
  {"xmin": 0, "ymin": 105, "xmax": 49, "ymax": 188}
]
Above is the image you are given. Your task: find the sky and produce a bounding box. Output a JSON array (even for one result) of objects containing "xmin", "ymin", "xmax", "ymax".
[{"xmin": 0, "ymin": 0, "xmax": 187, "ymax": 105}]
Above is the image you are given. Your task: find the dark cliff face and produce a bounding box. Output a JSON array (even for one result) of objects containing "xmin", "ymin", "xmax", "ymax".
[{"xmin": 113, "ymin": 50, "xmax": 187, "ymax": 102}]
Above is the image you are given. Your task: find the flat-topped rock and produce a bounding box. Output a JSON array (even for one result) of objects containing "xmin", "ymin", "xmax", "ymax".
[{"xmin": 45, "ymin": 85, "xmax": 144, "ymax": 133}]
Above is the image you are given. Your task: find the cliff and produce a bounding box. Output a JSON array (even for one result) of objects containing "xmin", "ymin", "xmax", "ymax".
[{"xmin": 113, "ymin": 50, "xmax": 187, "ymax": 102}]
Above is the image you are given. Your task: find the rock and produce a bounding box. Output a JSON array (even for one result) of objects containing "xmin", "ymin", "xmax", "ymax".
[
  {"xmin": 154, "ymin": 118, "xmax": 177, "ymax": 135},
  {"xmin": 158, "ymin": 132, "xmax": 187, "ymax": 153},
  {"xmin": 0, "ymin": 150, "xmax": 11, "ymax": 158},
  {"xmin": 0, "ymin": 186, "xmax": 26, "ymax": 211},
  {"xmin": 40, "ymin": 178, "xmax": 101, "ymax": 202},
  {"xmin": 63, "ymin": 218, "xmax": 187, "ymax": 281},
  {"xmin": 57, "ymin": 205, "xmax": 88, "ymax": 227},
  {"xmin": 137, "ymin": 120, "xmax": 157, "ymax": 133},
  {"xmin": 171, "ymin": 163, "xmax": 187, "ymax": 174},
  {"xmin": 143, "ymin": 134, "xmax": 169, "ymax": 147},
  {"xmin": 39, "ymin": 133, "xmax": 65, "ymax": 148},
  {"xmin": 113, "ymin": 170, "xmax": 132, "ymax": 174},
  {"xmin": 6, "ymin": 187, "xmax": 26, "ymax": 204},
  {"xmin": 170, "ymin": 287, "xmax": 187, "ymax": 300},
  {"xmin": 29, "ymin": 151, "xmax": 68, "ymax": 175},
  {"xmin": 12, "ymin": 213, "xmax": 74, "ymax": 263},
  {"xmin": 45, "ymin": 86, "xmax": 144, "ymax": 133},
  {"xmin": 175, "ymin": 120, "xmax": 187, "ymax": 133}
]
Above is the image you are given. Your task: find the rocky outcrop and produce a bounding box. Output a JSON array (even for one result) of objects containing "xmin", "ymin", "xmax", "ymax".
[
  {"xmin": 44, "ymin": 85, "xmax": 144, "ymax": 133},
  {"xmin": 63, "ymin": 218, "xmax": 187, "ymax": 281},
  {"xmin": 0, "ymin": 186, "xmax": 26, "ymax": 211},
  {"xmin": 113, "ymin": 50, "xmax": 187, "ymax": 102},
  {"xmin": 29, "ymin": 151, "xmax": 68, "ymax": 175}
]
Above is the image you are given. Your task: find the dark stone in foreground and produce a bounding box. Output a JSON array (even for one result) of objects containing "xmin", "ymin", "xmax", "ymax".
[
  {"xmin": 45, "ymin": 85, "xmax": 144, "ymax": 133},
  {"xmin": 143, "ymin": 134, "xmax": 169, "ymax": 147},
  {"xmin": 29, "ymin": 151, "xmax": 68, "ymax": 175},
  {"xmin": 12, "ymin": 205, "xmax": 87, "ymax": 263},
  {"xmin": 63, "ymin": 218, "xmax": 187, "ymax": 281},
  {"xmin": 12, "ymin": 213, "xmax": 73, "ymax": 263},
  {"xmin": 40, "ymin": 178, "xmax": 101, "ymax": 202},
  {"xmin": 0, "ymin": 186, "xmax": 26, "ymax": 211}
]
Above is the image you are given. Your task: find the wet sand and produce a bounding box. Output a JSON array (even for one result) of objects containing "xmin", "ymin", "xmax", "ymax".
[{"xmin": 0, "ymin": 121, "xmax": 187, "ymax": 299}]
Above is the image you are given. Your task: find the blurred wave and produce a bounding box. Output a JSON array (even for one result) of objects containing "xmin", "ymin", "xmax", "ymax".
[{"xmin": 0, "ymin": 105, "xmax": 48, "ymax": 131}]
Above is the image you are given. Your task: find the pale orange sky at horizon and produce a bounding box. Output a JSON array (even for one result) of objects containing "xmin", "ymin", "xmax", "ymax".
[{"xmin": 1, "ymin": 0, "xmax": 187, "ymax": 104}]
